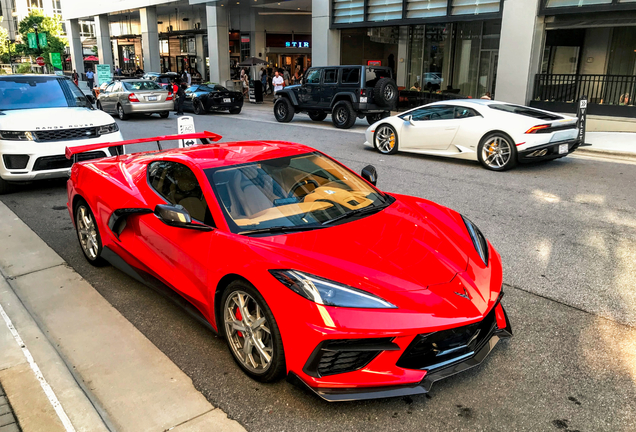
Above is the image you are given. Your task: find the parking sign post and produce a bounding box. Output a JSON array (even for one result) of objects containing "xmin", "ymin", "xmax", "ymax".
[{"xmin": 577, "ymin": 96, "xmax": 587, "ymax": 146}]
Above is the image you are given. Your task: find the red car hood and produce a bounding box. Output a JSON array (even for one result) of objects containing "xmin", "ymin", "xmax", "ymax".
[{"xmin": 250, "ymin": 195, "xmax": 471, "ymax": 294}]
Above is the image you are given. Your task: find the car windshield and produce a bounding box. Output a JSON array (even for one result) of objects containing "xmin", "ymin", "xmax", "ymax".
[
  {"xmin": 123, "ymin": 81, "xmax": 163, "ymax": 91},
  {"xmin": 206, "ymin": 152, "xmax": 389, "ymax": 234},
  {"xmin": 0, "ymin": 77, "xmax": 91, "ymax": 110}
]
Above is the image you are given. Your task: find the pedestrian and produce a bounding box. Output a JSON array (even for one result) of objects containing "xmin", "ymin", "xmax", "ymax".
[
  {"xmin": 72, "ymin": 69, "xmax": 79, "ymax": 86},
  {"xmin": 273, "ymin": 70, "xmax": 285, "ymax": 94},
  {"xmin": 283, "ymin": 67, "xmax": 291, "ymax": 86},
  {"xmin": 242, "ymin": 72, "xmax": 250, "ymax": 96},
  {"xmin": 261, "ymin": 69, "xmax": 268, "ymax": 95},
  {"xmin": 176, "ymin": 82, "xmax": 187, "ymax": 115},
  {"xmin": 480, "ymin": 92, "xmax": 492, "ymax": 100},
  {"xmin": 186, "ymin": 69, "xmax": 192, "ymax": 86},
  {"xmin": 86, "ymin": 69, "xmax": 95, "ymax": 91}
]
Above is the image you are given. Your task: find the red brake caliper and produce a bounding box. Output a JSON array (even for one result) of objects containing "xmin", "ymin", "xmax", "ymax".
[{"xmin": 235, "ymin": 307, "xmax": 243, "ymax": 338}]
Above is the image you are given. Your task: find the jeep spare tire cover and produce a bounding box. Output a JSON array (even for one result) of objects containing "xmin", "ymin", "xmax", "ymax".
[{"xmin": 374, "ymin": 78, "xmax": 398, "ymax": 107}]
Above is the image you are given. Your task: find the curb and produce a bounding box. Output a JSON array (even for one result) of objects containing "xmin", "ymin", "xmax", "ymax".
[
  {"xmin": 0, "ymin": 201, "xmax": 246, "ymax": 432},
  {"xmin": 575, "ymin": 147, "xmax": 636, "ymax": 161}
]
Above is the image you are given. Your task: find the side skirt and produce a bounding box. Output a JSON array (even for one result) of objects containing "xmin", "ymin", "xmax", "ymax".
[{"xmin": 101, "ymin": 247, "xmax": 218, "ymax": 335}]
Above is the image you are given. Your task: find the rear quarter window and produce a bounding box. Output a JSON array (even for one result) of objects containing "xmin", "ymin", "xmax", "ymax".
[
  {"xmin": 341, "ymin": 68, "xmax": 360, "ymax": 84},
  {"xmin": 489, "ymin": 104, "xmax": 562, "ymax": 121},
  {"xmin": 365, "ymin": 68, "xmax": 392, "ymax": 87}
]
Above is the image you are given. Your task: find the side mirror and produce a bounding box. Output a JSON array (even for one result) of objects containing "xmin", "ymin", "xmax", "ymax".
[
  {"xmin": 86, "ymin": 94, "xmax": 96, "ymax": 104},
  {"xmin": 154, "ymin": 204, "xmax": 212, "ymax": 231},
  {"xmin": 361, "ymin": 165, "xmax": 378, "ymax": 186},
  {"xmin": 404, "ymin": 114, "xmax": 414, "ymax": 125}
]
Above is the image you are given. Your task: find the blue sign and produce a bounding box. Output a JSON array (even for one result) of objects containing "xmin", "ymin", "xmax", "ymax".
[{"xmin": 285, "ymin": 41, "xmax": 310, "ymax": 48}]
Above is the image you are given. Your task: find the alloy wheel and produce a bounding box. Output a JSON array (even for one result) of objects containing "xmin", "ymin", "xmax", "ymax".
[
  {"xmin": 224, "ymin": 291, "xmax": 274, "ymax": 374},
  {"xmin": 375, "ymin": 125, "xmax": 396, "ymax": 153},
  {"xmin": 118, "ymin": 105, "xmax": 124, "ymax": 119},
  {"xmin": 277, "ymin": 103, "xmax": 287, "ymax": 118},
  {"xmin": 482, "ymin": 136, "xmax": 512, "ymax": 169},
  {"xmin": 335, "ymin": 107, "xmax": 347, "ymax": 124},
  {"xmin": 384, "ymin": 86, "xmax": 395, "ymax": 101},
  {"xmin": 76, "ymin": 205, "xmax": 99, "ymax": 260}
]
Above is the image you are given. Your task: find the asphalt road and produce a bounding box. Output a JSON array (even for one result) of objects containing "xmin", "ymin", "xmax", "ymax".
[{"xmin": 1, "ymin": 105, "xmax": 635, "ymax": 432}]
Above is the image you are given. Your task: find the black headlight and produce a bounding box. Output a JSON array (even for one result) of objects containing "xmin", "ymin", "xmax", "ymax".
[
  {"xmin": 0, "ymin": 131, "xmax": 35, "ymax": 141},
  {"xmin": 97, "ymin": 123, "xmax": 119, "ymax": 135},
  {"xmin": 462, "ymin": 216, "xmax": 489, "ymax": 265}
]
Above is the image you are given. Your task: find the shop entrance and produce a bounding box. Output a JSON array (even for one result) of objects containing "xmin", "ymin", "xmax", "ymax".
[{"xmin": 176, "ymin": 55, "xmax": 197, "ymax": 73}]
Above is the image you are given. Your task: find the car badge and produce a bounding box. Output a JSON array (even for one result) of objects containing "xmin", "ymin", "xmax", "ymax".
[{"xmin": 454, "ymin": 287, "xmax": 471, "ymax": 299}]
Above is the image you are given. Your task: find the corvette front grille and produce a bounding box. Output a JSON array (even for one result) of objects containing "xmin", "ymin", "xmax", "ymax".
[
  {"xmin": 397, "ymin": 305, "xmax": 498, "ymax": 371},
  {"xmin": 32, "ymin": 151, "xmax": 107, "ymax": 171},
  {"xmin": 34, "ymin": 127, "xmax": 99, "ymax": 142}
]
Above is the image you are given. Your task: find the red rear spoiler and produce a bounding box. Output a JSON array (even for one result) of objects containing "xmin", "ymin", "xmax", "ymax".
[{"xmin": 65, "ymin": 131, "xmax": 223, "ymax": 160}]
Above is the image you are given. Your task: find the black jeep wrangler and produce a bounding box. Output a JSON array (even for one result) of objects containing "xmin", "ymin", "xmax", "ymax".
[{"xmin": 273, "ymin": 65, "xmax": 398, "ymax": 129}]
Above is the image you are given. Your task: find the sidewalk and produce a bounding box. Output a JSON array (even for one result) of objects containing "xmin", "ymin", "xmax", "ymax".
[
  {"xmin": 581, "ymin": 131, "xmax": 636, "ymax": 159},
  {"xmin": 0, "ymin": 201, "xmax": 245, "ymax": 432}
]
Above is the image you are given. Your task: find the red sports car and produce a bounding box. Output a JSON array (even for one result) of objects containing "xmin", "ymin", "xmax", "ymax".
[{"xmin": 66, "ymin": 132, "xmax": 512, "ymax": 402}]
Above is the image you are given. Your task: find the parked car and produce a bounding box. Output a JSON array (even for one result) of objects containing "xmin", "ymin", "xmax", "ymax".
[
  {"xmin": 97, "ymin": 79, "xmax": 173, "ymax": 120},
  {"xmin": 66, "ymin": 131, "xmax": 512, "ymax": 401},
  {"xmin": 142, "ymin": 72, "xmax": 179, "ymax": 90},
  {"xmin": 274, "ymin": 65, "xmax": 398, "ymax": 129},
  {"xmin": 423, "ymin": 72, "xmax": 443, "ymax": 90},
  {"xmin": 0, "ymin": 75, "xmax": 122, "ymax": 194},
  {"xmin": 365, "ymin": 99, "xmax": 580, "ymax": 171},
  {"xmin": 181, "ymin": 84, "xmax": 243, "ymax": 115}
]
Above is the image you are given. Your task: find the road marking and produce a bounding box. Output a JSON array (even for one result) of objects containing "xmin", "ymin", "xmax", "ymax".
[{"xmin": 0, "ymin": 301, "xmax": 76, "ymax": 432}]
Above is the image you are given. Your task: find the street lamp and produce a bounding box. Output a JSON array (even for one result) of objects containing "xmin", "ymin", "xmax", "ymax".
[{"xmin": 33, "ymin": 23, "xmax": 41, "ymax": 55}]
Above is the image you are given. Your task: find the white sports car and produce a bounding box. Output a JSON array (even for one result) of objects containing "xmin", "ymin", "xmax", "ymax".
[{"xmin": 364, "ymin": 100, "xmax": 580, "ymax": 171}]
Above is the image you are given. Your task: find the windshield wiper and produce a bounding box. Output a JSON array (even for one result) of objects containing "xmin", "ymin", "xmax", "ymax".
[
  {"xmin": 322, "ymin": 202, "xmax": 392, "ymax": 226},
  {"xmin": 239, "ymin": 225, "xmax": 325, "ymax": 236}
]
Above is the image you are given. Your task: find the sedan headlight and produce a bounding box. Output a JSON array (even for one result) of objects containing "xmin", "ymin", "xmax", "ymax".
[
  {"xmin": 0, "ymin": 131, "xmax": 35, "ymax": 141},
  {"xmin": 462, "ymin": 216, "xmax": 489, "ymax": 265},
  {"xmin": 97, "ymin": 123, "xmax": 120, "ymax": 135},
  {"xmin": 269, "ymin": 270, "xmax": 396, "ymax": 309}
]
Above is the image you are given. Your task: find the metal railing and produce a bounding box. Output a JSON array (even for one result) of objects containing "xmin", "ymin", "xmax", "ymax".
[{"xmin": 533, "ymin": 74, "xmax": 635, "ymax": 106}]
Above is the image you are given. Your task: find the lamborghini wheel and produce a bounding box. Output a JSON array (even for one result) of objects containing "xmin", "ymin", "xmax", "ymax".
[
  {"xmin": 374, "ymin": 124, "xmax": 398, "ymax": 155},
  {"xmin": 74, "ymin": 200, "xmax": 108, "ymax": 267},
  {"xmin": 478, "ymin": 132, "xmax": 517, "ymax": 171},
  {"xmin": 222, "ymin": 280, "xmax": 285, "ymax": 382}
]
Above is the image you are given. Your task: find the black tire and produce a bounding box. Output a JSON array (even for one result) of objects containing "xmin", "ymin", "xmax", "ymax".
[
  {"xmin": 477, "ymin": 132, "xmax": 518, "ymax": 171},
  {"xmin": 374, "ymin": 124, "xmax": 399, "ymax": 155},
  {"xmin": 193, "ymin": 99, "xmax": 205, "ymax": 115},
  {"xmin": 274, "ymin": 98, "xmax": 294, "ymax": 123},
  {"xmin": 373, "ymin": 78, "xmax": 398, "ymax": 108},
  {"xmin": 73, "ymin": 199, "xmax": 108, "ymax": 267},
  {"xmin": 0, "ymin": 177, "xmax": 11, "ymax": 195},
  {"xmin": 229, "ymin": 107, "xmax": 242, "ymax": 114},
  {"xmin": 221, "ymin": 280, "xmax": 286, "ymax": 383},
  {"xmin": 366, "ymin": 111, "xmax": 390, "ymax": 125},
  {"xmin": 159, "ymin": 111, "xmax": 169, "ymax": 118},
  {"xmin": 308, "ymin": 111, "xmax": 327, "ymax": 122},
  {"xmin": 117, "ymin": 104, "xmax": 129, "ymax": 120},
  {"xmin": 331, "ymin": 100, "xmax": 357, "ymax": 129}
]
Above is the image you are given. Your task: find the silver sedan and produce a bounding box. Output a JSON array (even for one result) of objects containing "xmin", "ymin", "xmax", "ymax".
[{"xmin": 97, "ymin": 79, "xmax": 173, "ymax": 120}]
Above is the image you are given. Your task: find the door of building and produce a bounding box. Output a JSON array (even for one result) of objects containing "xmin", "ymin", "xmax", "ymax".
[{"xmin": 478, "ymin": 50, "xmax": 498, "ymax": 99}]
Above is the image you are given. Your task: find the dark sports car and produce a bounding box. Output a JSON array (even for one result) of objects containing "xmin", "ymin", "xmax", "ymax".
[{"xmin": 183, "ymin": 84, "xmax": 243, "ymax": 115}]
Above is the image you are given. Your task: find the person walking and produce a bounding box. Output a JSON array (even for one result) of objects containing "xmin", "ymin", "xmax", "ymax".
[
  {"xmin": 273, "ymin": 70, "xmax": 285, "ymax": 94},
  {"xmin": 261, "ymin": 69, "xmax": 268, "ymax": 95},
  {"xmin": 85, "ymin": 69, "xmax": 95, "ymax": 91},
  {"xmin": 186, "ymin": 69, "xmax": 192, "ymax": 86},
  {"xmin": 283, "ymin": 67, "xmax": 291, "ymax": 86},
  {"xmin": 175, "ymin": 82, "xmax": 187, "ymax": 115},
  {"xmin": 72, "ymin": 69, "xmax": 79, "ymax": 86}
]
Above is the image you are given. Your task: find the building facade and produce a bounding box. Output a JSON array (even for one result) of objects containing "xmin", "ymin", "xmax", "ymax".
[{"xmin": 62, "ymin": 0, "xmax": 636, "ymax": 116}]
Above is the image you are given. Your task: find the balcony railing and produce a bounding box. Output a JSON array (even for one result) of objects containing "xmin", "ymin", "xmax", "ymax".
[{"xmin": 533, "ymin": 74, "xmax": 635, "ymax": 107}]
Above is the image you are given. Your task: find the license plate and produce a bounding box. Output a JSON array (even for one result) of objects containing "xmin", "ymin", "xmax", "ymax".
[
  {"xmin": 147, "ymin": 96, "xmax": 157, "ymax": 101},
  {"xmin": 360, "ymin": 96, "xmax": 368, "ymax": 103},
  {"xmin": 223, "ymin": 98, "xmax": 231, "ymax": 103},
  {"xmin": 558, "ymin": 143, "xmax": 569, "ymax": 154}
]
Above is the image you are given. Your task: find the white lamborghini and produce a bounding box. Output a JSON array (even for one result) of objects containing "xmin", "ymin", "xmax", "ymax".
[{"xmin": 364, "ymin": 100, "xmax": 580, "ymax": 171}]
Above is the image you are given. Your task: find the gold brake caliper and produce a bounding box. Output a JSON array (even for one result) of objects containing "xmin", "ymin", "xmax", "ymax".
[{"xmin": 389, "ymin": 133, "xmax": 395, "ymax": 149}]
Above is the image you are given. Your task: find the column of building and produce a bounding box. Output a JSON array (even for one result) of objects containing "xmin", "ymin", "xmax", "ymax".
[
  {"xmin": 206, "ymin": 4, "xmax": 230, "ymax": 85},
  {"xmin": 67, "ymin": 19, "xmax": 85, "ymax": 75},
  {"xmin": 94, "ymin": 15, "xmax": 113, "ymax": 69},
  {"xmin": 140, "ymin": 7, "xmax": 161, "ymax": 73},
  {"xmin": 496, "ymin": 0, "xmax": 545, "ymax": 105},
  {"xmin": 311, "ymin": 0, "xmax": 340, "ymax": 66}
]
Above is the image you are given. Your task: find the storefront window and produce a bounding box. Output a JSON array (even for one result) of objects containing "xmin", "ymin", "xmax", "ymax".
[
  {"xmin": 407, "ymin": 24, "xmax": 448, "ymax": 91},
  {"xmin": 452, "ymin": 21, "xmax": 500, "ymax": 98}
]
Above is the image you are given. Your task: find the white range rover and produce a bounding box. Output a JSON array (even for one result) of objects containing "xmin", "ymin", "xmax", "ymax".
[{"xmin": 0, "ymin": 75, "xmax": 123, "ymax": 194}]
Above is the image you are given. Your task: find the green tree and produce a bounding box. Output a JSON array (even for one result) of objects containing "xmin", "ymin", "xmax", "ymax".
[{"xmin": 16, "ymin": 10, "xmax": 67, "ymax": 66}]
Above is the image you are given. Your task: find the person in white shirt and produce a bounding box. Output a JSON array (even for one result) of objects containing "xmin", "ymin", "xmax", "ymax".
[
  {"xmin": 186, "ymin": 70, "xmax": 192, "ymax": 86},
  {"xmin": 272, "ymin": 71, "xmax": 285, "ymax": 94}
]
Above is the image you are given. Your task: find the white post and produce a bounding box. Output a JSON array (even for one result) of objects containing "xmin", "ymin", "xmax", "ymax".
[
  {"xmin": 206, "ymin": 4, "xmax": 230, "ymax": 85},
  {"xmin": 94, "ymin": 14, "xmax": 113, "ymax": 68},
  {"xmin": 496, "ymin": 0, "xmax": 544, "ymax": 104},
  {"xmin": 67, "ymin": 19, "xmax": 85, "ymax": 75},
  {"xmin": 312, "ymin": 0, "xmax": 340, "ymax": 66},
  {"xmin": 140, "ymin": 7, "xmax": 161, "ymax": 73}
]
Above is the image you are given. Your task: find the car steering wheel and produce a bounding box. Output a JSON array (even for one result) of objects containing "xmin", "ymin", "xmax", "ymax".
[{"xmin": 288, "ymin": 179, "xmax": 320, "ymax": 199}]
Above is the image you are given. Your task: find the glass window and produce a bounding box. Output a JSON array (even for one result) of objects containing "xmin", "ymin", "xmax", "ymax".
[
  {"xmin": 489, "ymin": 104, "xmax": 562, "ymax": 120},
  {"xmin": 123, "ymin": 81, "xmax": 162, "ymax": 91},
  {"xmin": 333, "ymin": 0, "xmax": 364, "ymax": 24},
  {"xmin": 406, "ymin": 0, "xmax": 448, "ymax": 19},
  {"xmin": 323, "ymin": 69, "xmax": 338, "ymax": 84},
  {"xmin": 365, "ymin": 67, "xmax": 392, "ymax": 87},
  {"xmin": 0, "ymin": 77, "xmax": 91, "ymax": 110},
  {"xmin": 341, "ymin": 68, "xmax": 360, "ymax": 84},
  {"xmin": 105, "ymin": 83, "xmax": 116, "ymax": 92},
  {"xmin": 148, "ymin": 161, "xmax": 213, "ymax": 225},
  {"xmin": 454, "ymin": 106, "xmax": 480, "ymax": 118},
  {"xmin": 452, "ymin": 0, "xmax": 500, "ymax": 15},
  {"xmin": 367, "ymin": 0, "xmax": 402, "ymax": 22},
  {"xmin": 545, "ymin": 0, "xmax": 612, "ymax": 7},
  {"xmin": 206, "ymin": 153, "xmax": 390, "ymax": 233},
  {"xmin": 403, "ymin": 105, "xmax": 455, "ymax": 121},
  {"xmin": 305, "ymin": 69, "xmax": 321, "ymax": 84},
  {"xmin": 407, "ymin": 24, "xmax": 448, "ymax": 91}
]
